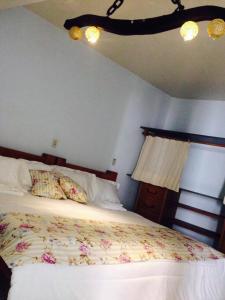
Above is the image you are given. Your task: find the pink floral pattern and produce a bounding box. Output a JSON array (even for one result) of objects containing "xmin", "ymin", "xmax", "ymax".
[
  {"xmin": 100, "ymin": 239, "xmax": 112, "ymax": 250},
  {"xmin": 119, "ymin": 253, "xmax": 131, "ymax": 264},
  {"xmin": 20, "ymin": 223, "xmax": 34, "ymax": 229},
  {"xmin": 41, "ymin": 252, "xmax": 56, "ymax": 264},
  {"xmin": 30, "ymin": 170, "xmax": 67, "ymax": 200},
  {"xmin": 59, "ymin": 176, "xmax": 88, "ymax": 204},
  {"xmin": 16, "ymin": 241, "xmax": 31, "ymax": 252},
  {"xmin": 0, "ymin": 223, "xmax": 8, "ymax": 234},
  {"xmin": 0, "ymin": 212, "xmax": 224, "ymax": 268},
  {"xmin": 79, "ymin": 244, "xmax": 90, "ymax": 255}
]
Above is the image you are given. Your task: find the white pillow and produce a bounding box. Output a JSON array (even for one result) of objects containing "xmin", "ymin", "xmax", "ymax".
[
  {"xmin": 53, "ymin": 166, "xmax": 122, "ymax": 210},
  {"xmin": 53, "ymin": 166, "xmax": 96, "ymax": 202},
  {"xmin": 93, "ymin": 177, "xmax": 121, "ymax": 204},
  {"xmin": 19, "ymin": 159, "xmax": 53, "ymax": 171},
  {"xmin": 0, "ymin": 183, "xmax": 25, "ymax": 196},
  {"xmin": 92, "ymin": 200, "xmax": 126, "ymax": 211},
  {"xmin": 0, "ymin": 156, "xmax": 31, "ymax": 191}
]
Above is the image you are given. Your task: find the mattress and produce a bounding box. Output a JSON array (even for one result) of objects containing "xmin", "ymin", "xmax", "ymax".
[{"xmin": 0, "ymin": 192, "xmax": 225, "ymax": 300}]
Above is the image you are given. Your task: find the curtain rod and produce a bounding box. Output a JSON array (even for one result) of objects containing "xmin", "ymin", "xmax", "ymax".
[{"xmin": 141, "ymin": 127, "xmax": 225, "ymax": 148}]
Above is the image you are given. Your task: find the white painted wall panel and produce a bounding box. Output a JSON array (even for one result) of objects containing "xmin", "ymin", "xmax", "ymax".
[
  {"xmin": 164, "ymin": 98, "xmax": 225, "ymax": 244},
  {"xmin": 181, "ymin": 144, "xmax": 225, "ymax": 198},
  {"xmin": 0, "ymin": 7, "xmax": 170, "ymax": 208}
]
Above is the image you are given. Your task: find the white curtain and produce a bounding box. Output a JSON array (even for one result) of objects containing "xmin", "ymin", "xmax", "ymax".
[{"xmin": 132, "ymin": 136, "xmax": 190, "ymax": 192}]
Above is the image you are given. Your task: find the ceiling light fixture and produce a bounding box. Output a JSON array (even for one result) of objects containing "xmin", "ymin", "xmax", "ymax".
[
  {"xmin": 64, "ymin": 0, "xmax": 225, "ymax": 44},
  {"xmin": 69, "ymin": 26, "xmax": 82, "ymax": 40},
  {"xmin": 85, "ymin": 26, "xmax": 101, "ymax": 44},
  {"xmin": 207, "ymin": 18, "xmax": 225, "ymax": 40},
  {"xmin": 180, "ymin": 21, "xmax": 199, "ymax": 41}
]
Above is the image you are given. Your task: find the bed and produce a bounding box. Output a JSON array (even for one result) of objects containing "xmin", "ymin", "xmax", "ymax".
[{"xmin": 0, "ymin": 146, "xmax": 225, "ymax": 300}]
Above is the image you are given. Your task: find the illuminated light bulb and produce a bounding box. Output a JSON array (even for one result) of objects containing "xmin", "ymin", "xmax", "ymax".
[
  {"xmin": 207, "ymin": 19, "xmax": 225, "ymax": 40},
  {"xmin": 85, "ymin": 26, "xmax": 101, "ymax": 44},
  {"xmin": 180, "ymin": 21, "xmax": 199, "ymax": 41},
  {"xmin": 69, "ymin": 26, "xmax": 82, "ymax": 40}
]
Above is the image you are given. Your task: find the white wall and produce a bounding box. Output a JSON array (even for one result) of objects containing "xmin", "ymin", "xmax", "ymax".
[
  {"xmin": 112, "ymin": 84, "xmax": 171, "ymax": 209},
  {"xmin": 0, "ymin": 7, "xmax": 128, "ymax": 170},
  {"xmin": 164, "ymin": 98, "xmax": 225, "ymax": 137},
  {"xmin": 1, "ymin": 7, "xmax": 224, "ymax": 225},
  {"xmin": 0, "ymin": 7, "xmax": 170, "ymax": 208},
  {"xmin": 0, "ymin": 8, "xmax": 169, "ymax": 170},
  {"xmin": 164, "ymin": 98, "xmax": 225, "ymax": 245},
  {"xmin": 116, "ymin": 96, "xmax": 225, "ymax": 211}
]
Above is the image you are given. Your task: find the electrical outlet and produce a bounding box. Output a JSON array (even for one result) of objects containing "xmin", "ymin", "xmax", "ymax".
[
  {"xmin": 52, "ymin": 139, "xmax": 58, "ymax": 148},
  {"xmin": 112, "ymin": 158, "xmax": 117, "ymax": 166}
]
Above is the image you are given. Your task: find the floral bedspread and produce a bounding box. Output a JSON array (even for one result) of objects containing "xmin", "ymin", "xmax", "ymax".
[{"xmin": 0, "ymin": 212, "xmax": 224, "ymax": 268}]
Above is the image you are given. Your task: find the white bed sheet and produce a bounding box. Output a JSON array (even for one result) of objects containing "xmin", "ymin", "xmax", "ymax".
[
  {"xmin": 0, "ymin": 192, "xmax": 157, "ymax": 226},
  {"xmin": 0, "ymin": 192, "xmax": 225, "ymax": 300}
]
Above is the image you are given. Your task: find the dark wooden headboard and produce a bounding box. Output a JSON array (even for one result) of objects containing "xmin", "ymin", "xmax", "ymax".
[{"xmin": 0, "ymin": 146, "xmax": 117, "ymax": 181}]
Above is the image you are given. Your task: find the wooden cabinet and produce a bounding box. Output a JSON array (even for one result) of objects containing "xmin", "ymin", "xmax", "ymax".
[
  {"xmin": 218, "ymin": 218, "xmax": 225, "ymax": 253},
  {"xmin": 135, "ymin": 182, "xmax": 179, "ymax": 227}
]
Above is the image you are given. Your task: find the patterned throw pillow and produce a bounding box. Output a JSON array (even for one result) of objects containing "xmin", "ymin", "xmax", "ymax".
[
  {"xmin": 59, "ymin": 176, "xmax": 88, "ymax": 204},
  {"xmin": 30, "ymin": 170, "xmax": 67, "ymax": 200}
]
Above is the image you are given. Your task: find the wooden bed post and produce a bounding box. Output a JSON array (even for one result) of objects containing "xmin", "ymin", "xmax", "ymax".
[
  {"xmin": 0, "ymin": 256, "xmax": 11, "ymax": 300},
  {"xmin": 218, "ymin": 219, "xmax": 225, "ymax": 253}
]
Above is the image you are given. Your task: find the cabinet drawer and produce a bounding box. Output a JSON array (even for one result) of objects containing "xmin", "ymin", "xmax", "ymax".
[
  {"xmin": 140, "ymin": 183, "xmax": 166, "ymax": 202},
  {"xmin": 136, "ymin": 206, "xmax": 161, "ymax": 223},
  {"xmin": 136, "ymin": 195, "xmax": 163, "ymax": 216},
  {"xmin": 135, "ymin": 182, "xmax": 178, "ymax": 226},
  {"xmin": 135, "ymin": 183, "xmax": 166, "ymax": 222}
]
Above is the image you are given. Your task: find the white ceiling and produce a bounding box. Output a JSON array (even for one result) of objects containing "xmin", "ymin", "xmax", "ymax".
[
  {"xmin": 0, "ymin": 0, "xmax": 45, "ymax": 10},
  {"xmin": 3, "ymin": 0, "xmax": 225, "ymax": 100}
]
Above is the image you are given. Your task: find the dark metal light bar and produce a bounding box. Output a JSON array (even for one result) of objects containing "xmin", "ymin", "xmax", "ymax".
[{"xmin": 64, "ymin": 6, "xmax": 225, "ymax": 35}]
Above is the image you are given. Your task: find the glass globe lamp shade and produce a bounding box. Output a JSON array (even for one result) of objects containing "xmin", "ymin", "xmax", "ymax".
[
  {"xmin": 69, "ymin": 26, "xmax": 82, "ymax": 40},
  {"xmin": 85, "ymin": 26, "xmax": 101, "ymax": 44},
  {"xmin": 180, "ymin": 21, "xmax": 199, "ymax": 41},
  {"xmin": 207, "ymin": 19, "xmax": 225, "ymax": 40}
]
